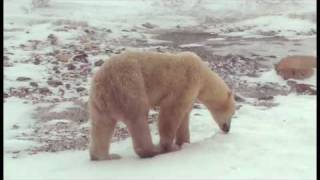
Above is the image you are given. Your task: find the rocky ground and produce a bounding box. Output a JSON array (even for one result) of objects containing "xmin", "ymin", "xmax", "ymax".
[{"xmin": 3, "ymin": 1, "xmax": 317, "ymax": 158}]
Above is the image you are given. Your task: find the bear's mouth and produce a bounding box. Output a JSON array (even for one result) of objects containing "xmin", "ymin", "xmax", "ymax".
[{"xmin": 222, "ymin": 123, "xmax": 230, "ymax": 133}]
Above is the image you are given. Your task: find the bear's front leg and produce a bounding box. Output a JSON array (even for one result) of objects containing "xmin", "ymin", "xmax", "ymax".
[
  {"xmin": 158, "ymin": 104, "xmax": 189, "ymax": 153},
  {"xmin": 125, "ymin": 111, "xmax": 160, "ymax": 158}
]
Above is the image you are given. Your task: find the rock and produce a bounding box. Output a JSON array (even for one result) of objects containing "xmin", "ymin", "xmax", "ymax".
[
  {"xmin": 193, "ymin": 104, "xmax": 202, "ymax": 109},
  {"xmin": 29, "ymin": 82, "xmax": 38, "ymax": 87},
  {"xmin": 33, "ymin": 58, "xmax": 41, "ymax": 65},
  {"xmin": 275, "ymin": 55, "xmax": 316, "ymax": 80},
  {"xmin": 56, "ymin": 52, "xmax": 72, "ymax": 63},
  {"xmin": 105, "ymin": 29, "xmax": 112, "ymax": 33},
  {"xmin": 293, "ymin": 83, "xmax": 316, "ymax": 95},
  {"xmin": 12, "ymin": 124, "xmax": 19, "ymax": 129},
  {"xmin": 53, "ymin": 66, "xmax": 61, "ymax": 73},
  {"xmin": 80, "ymin": 64, "xmax": 91, "ymax": 75},
  {"xmin": 47, "ymin": 80, "xmax": 63, "ymax": 87},
  {"xmin": 72, "ymin": 53, "xmax": 88, "ymax": 63},
  {"xmin": 234, "ymin": 94, "xmax": 246, "ymax": 102},
  {"xmin": 84, "ymin": 29, "xmax": 95, "ymax": 34},
  {"xmin": 65, "ymin": 84, "xmax": 71, "ymax": 89},
  {"xmin": 38, "ymin": 87, "xmax": 52, "ymax": 94},
  {"xmin": 66, "ymin": 63, "xmax": 76, "ymax": 70},
  {"xmin": 258, "ymin": 96, "xmax": 274, "ymax": 101},
  {"xmin": 94, "ymin": 60, "xmax": 104, "ymax": 66},
  {"xmin": 105, "ymin": 49, "xmax": 113, "ymax": 53},
  {"xmin": 4, "ymin": 55, "xmax": 9, "ymax": 61},
  {"xmin": 76, "ymin": 87, "xmax": 86, "ymax": 92},
  {"xmin": 266, "ymin": 55, "xmax": 276, "ymax": 58},
  {"xmin": 16, "ymin": 77, "xmax": 31, "ymax": 81},
  {"xmin": 3, "ymin": 92, "xmax": 9, "ymax": 98},
  {"xmin": 142, "ymin": 22, "xmax": 156, "ymax": 29},
  {"xmin": 47, "ymin": 34, "xmax": 58, "ymax": 45}
]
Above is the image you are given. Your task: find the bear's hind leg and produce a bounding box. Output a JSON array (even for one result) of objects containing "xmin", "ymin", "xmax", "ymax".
[
  {"xmin": 175, "ymin": 113, "xmax": 190, "ymax": 146},
  {"xmin": 89, "ymin": 109, "xmax": 119, "ymax": 161}
]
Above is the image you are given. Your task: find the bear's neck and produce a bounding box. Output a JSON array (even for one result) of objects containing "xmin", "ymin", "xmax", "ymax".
[{"xmin": 198, "ymin": 67, "xmax": 230, "ymax": 109}]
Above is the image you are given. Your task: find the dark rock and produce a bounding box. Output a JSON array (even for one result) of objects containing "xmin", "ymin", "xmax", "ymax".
[
  {"xmin": 47, "ymin": 80, "xmax": 63, "ymax": 87},
  {"xmin": 53, "ymin": 66, "xmax": 61, "ymax": 73},
  {"xmin": 94, "ymin": 60, "xmax": 104, "ymax": 66},
  {"xmin": 142, "ymin": 22, "xmax": 156, "ymax": 29},
  {"xmin": 193, "ymin": 104, "xmax": 202, "ymax": 109},
  {"xmin": 66, "ymin": 63, "xmax": 76, "ymax": 70},
  {"xmin": 29, "ymin": 82, "xmax": 38, "ymax": 87},
  {"xmin": 65, "ymin": 84, "xmax": 71, "ymax": 89},
  {"xmin": 3, "ymin": 92, "xmax": 9, "ymax": 98},
  {"xmin": 76, "ymin": 87, "xmax": 86, "ymax": 92},
  {"xmin": 105, "ymin": 49, "xmax": 113, "ymax": 53},
  {"xmin": 16, "ymin": 77, "xmax": 31, "ymax": 81},
  {"xmin": 33, "ymin": 58, "xmax": 41, "ymax": 65},
  {"xmin": 12, "ymin": 124, "xmax": 19, "ymax": 129},
  {"xmin": 47, "ymin": 34, "xmax": 58, "ymax": 45},
  {"xmin": 73, "ymin": 53, "xmax": 88, "ymax": 63},
  {"xmin": 38, "ymin": 87, "xmax": 52, "ymax": 94},
  {"xmin": 266, "ymin": 55, "xmax": 276, "ymax": 58},
  {"xmin": 234, "ymin": 94, "xmax": 246, "ymax": 102},
  {"xmin": 84, "ymin": 29, "xmax": 95, "ymax": 34},
  {"xmin": 293, "ymin": 83, "xmax": 316, "ymax": 95},
  {"xmin": 258, "ymin": 96, "xmax": 274, "ymax": 101}
]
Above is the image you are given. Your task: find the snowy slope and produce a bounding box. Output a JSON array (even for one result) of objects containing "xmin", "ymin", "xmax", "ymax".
[
  {"xmin": 4, "ymin": 95, "xmax": 317, "ymax": 179},
  {"xmin": 4, "ymin": 0, "xmax": 317, "ymax": 179}
]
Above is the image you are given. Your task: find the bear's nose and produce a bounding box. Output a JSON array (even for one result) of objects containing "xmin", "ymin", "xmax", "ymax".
[{"xmin": 222, "ymin": 123, "xmax": 230, "ymax": 133}]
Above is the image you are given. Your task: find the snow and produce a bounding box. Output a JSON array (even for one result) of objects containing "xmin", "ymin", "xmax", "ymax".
[
  {"xmin": 179, "ymin": 43, "xmax": 204, "ymax": 48},
  {"xmin": 4, "ymin": 0, "xmax": 316, "ymax": 179},
  {"xmin": 50, "ymin": 102, "xmax": 80, "ymax": 113},
  {"xmin": 3, "ymin": 98, "xmax": 39, "ymax": 152},
  {"xmin": 231, "ymin": 15, "xmax": 316, "ymax": 38},
  {"xmin": 4, "ymin": 95, "xmax": 316, "ymax": 179},
  {"xmin": 243, "ymin": 68, "xmax": 317, "ymax": 87}
]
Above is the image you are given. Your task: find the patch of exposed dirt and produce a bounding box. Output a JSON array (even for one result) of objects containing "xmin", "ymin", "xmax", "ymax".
[{"xmin": 154, "ymin": 31, "xmax": 217, "ymax": 45}]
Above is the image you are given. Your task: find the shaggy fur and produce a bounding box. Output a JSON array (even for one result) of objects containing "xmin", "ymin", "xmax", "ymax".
[
  {"xmin": 89, "ymin": 51, "xmax": 235, "ymax": 160},
  {"xmin": 275, "ymin": 55, "xmax": 317, "ymax": 80}
]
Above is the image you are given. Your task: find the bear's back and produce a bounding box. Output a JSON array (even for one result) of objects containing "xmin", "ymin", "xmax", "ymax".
[{"xmin": 102, "ymin": 51, "xmax": 204, "ymax": 106}]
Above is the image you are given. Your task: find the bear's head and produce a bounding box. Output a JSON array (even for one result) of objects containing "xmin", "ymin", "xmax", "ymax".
[{"xmin": 210, "ymin": 91, "xmax": 236, "ymax": 133}]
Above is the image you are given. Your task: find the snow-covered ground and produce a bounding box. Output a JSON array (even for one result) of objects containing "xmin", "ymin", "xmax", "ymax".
[{"xmin": 4, "ymin": 0, "xmax": 317, "ymax": 179}]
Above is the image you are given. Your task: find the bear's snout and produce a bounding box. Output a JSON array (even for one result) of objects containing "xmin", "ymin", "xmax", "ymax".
[{"xmin": 222, "ymin": 123, "xmax": 230, "ymax": 133}]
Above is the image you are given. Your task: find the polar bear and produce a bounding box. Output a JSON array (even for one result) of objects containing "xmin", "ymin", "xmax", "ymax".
[{"xmin": 89, "ymin": 51, "xmax": 236, "ymax": 160}]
